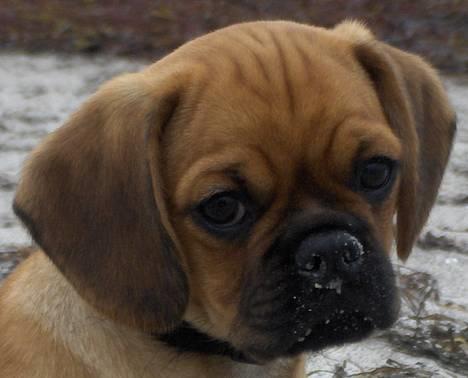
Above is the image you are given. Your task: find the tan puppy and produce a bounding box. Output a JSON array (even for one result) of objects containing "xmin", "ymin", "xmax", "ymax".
[{"xmin": 0, "ymin": 20, "xmax": 455, "ymax": 378}]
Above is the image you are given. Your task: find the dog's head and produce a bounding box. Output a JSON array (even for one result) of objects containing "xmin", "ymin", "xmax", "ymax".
[{"xmin": 14, "ymin": 21, "xmax": 455, "ymax": 362}]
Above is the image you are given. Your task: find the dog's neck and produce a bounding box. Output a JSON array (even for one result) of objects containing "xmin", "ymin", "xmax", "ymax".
[
  {"xmin": 157, "ymin": 321, "xmax": 256, "ymax": 364},
  {"xmin": 2, "ymin": 251, "xmax": 304, "ymax": 378}
]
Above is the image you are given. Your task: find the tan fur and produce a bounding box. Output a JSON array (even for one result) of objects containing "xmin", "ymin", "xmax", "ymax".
[
  {"xmin": 0, "ymin": 20, "xmax": 454, "ymax": 377},
  {"xmin": 0, "ymin": 252, "xmax": 304, "ymax": 378}
]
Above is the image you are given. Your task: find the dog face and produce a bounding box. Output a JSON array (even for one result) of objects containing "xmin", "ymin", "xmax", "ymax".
[{"xmin": 14, "ymin": 21, "xmax": 455, "ymax": 362}]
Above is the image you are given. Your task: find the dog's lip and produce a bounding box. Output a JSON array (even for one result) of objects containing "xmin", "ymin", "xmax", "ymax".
[
  {"xmin": 297, "ymin": 310, "xmax": 374, "ymax": 339},
  {"xmin": 239, "ymin": 307, "xmax": 396, "ymax": 362},
  {"xmin": 285, "ymin": 304, "xmax": 400, "ymax": 355}
]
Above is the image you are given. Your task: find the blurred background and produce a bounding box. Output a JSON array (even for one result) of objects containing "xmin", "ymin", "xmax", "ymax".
[
  {"xmin": 0, "ymin": 1, "xmax": 467, "ymax": 377},
  {"xmin": 0, "ymin": 0, "xmax": 467, "ymax": 72}
]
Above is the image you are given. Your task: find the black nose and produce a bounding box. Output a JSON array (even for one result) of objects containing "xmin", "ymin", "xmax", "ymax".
[{"xmin": 295, "ymin": 231, "xmax": 364, "ymax": 284}]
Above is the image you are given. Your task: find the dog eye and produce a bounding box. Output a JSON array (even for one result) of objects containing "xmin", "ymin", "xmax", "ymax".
[
  {"xmin": 355, "ymin": 157, "xmax": 397, "ymax": 201},
  {"xmin": 199, "ymin": 192, "xmax": 247, "ymax": 227},
  {"xmin": 359, "ymin": 158, "xmax": 393, "ymax": 190}
]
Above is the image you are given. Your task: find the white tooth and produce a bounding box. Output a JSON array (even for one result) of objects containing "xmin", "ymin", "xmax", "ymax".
[
  {"xmin": 305, "ymin": 328, "xmax": 312, "ymax": 336},
  {"xmin": 312, "ymin": 278, "xmax": 342, "ymax": 292},
  {"xmin": 326, "ymin": 278, "xmax": 343, "ymax": 294},
  {"xmin": 325, "ymin": 319, "xmax": 330, "ymax": 324},
  {"xmin": 336, "ymin": 279, "xmax": 343, "ymax": 294},
  {"xmin": 298, "ymin": 337, "xmax": 305, "ymax": 342}
]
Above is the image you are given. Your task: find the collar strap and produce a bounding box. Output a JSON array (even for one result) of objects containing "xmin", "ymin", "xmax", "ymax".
[{"xmin": 156, "ymin": 322, "xmax": 256, "ymax": 364}]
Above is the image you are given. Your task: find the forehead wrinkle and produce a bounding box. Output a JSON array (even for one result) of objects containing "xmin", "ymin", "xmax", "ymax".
[
  {"xmin": 303, "ymin": 113, "xmax": 359, "ymax": 186},
  {"xmin": 223, "ymin": 49, "xmax": 271, "ymax": 109},
  {"xmin": 288, "ymin": 33, "xmax": 314, "ymax": 87},
  {"xmin": 321, "ymin": 116, "xmax": 350, "ymax": 165},
  {"xmin": 266, "ymin": 27, "xmax": 295, "ymax": 117},
  {"xmin": 185, "ymin": 45, "xmax": 274, "ymax": 118},
  {"xmin": 242, "ymin": 26, "xmax": 266, "ymax": 46},
  {"xmin": 241, "ymin": 25, "xmax": 346, "ymax": 125},
  {"xmin": 188, "ymin": 25, "xmax": 354, "ymax": 131},
  {"xmin": 225, "ymin": 31, "xmax": 272, "ymax": 85}
]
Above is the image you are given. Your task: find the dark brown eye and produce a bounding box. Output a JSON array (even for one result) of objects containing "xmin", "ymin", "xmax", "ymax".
[
  {"xmin": 353, "ymin": 157, "xmax": 397, "ymax": 203},
  {"xmin": 360, "ymin": 159, "xmax": 392, "ymax": 190},
  {"xmin": 200, "ymin": 193, "xmax": 246, "ymax": 226}
]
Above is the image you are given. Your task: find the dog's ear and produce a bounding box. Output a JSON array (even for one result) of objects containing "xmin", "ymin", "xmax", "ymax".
[
  {"xmin": 14, "ymin": 70, "xmax": 189, "ymax": 332},
  {"xmin": 336, "ymin": 21, "xmax": 456, "ymax": 260}
]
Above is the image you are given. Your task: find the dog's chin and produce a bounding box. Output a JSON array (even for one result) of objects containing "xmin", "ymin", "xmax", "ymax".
[
  {"xmin": 236, "ymin": 284, "xmax": 400, "ymax": 363},
  {"xmin": 238, "ymin": 305, "xmax": 399, "ymax": 363}
]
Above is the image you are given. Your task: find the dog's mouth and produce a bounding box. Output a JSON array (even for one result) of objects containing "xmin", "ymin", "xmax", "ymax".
[
  {"xmin": 239, "ymin": 304, "xmax": 396, "ymax": 363},
  {"xmin": 286, "ymin": 310, "xmax": 377, "ymax": 355},
  {"xmin": 238, "ymin": 269, "xmax": 400, "ymax": 363}
]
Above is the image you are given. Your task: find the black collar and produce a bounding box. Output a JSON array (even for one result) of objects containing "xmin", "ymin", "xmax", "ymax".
[{"xmin": 156, "ymin": 322, "xmax": 256, "ymax": 364}]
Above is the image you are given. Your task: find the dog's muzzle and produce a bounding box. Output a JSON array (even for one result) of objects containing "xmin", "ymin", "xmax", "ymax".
[{"xmin": 234, "ymin": 212, "xmax": 400, "ymax": 362}]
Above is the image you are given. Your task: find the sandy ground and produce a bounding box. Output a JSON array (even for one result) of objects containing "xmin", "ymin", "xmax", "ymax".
[{"xmin": 0, "ymin": 53, "xmax": 466, "ymax": 377}]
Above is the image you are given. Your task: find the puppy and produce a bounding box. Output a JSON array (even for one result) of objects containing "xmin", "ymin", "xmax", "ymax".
[{"xmin": 0, "ymin": 20, "xmax": 455, "ymax": 378}]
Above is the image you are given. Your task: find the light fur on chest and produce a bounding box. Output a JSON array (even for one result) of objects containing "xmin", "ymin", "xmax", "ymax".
[{"xmin": 0, "ymin": 252, "xmax": 304, "ymax": 378}]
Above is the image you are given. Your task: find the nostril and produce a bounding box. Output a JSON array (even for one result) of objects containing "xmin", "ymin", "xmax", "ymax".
[
  {"xmin": 338, "ymin": 233, "xmax": 365, "ymax": 273},
  {"xmin": 305, "ymin": 255, "xmax": 322, "ymax": 272},
  {"xmin": 343, "ymin": 247, "xmax": 360, "ymax": 264},
  {"xmin": 298, "ymin": 254, "xmax": 327, "ymax": 279}
]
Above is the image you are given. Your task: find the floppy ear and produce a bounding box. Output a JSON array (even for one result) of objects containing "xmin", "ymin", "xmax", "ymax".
[
  {"xmin": 14, "ymin": 70, "xmax": 188, "ymax": 332},
  {"xmin": 338, "ymin": 22, "xmax": 456, "ymax": 260}
]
